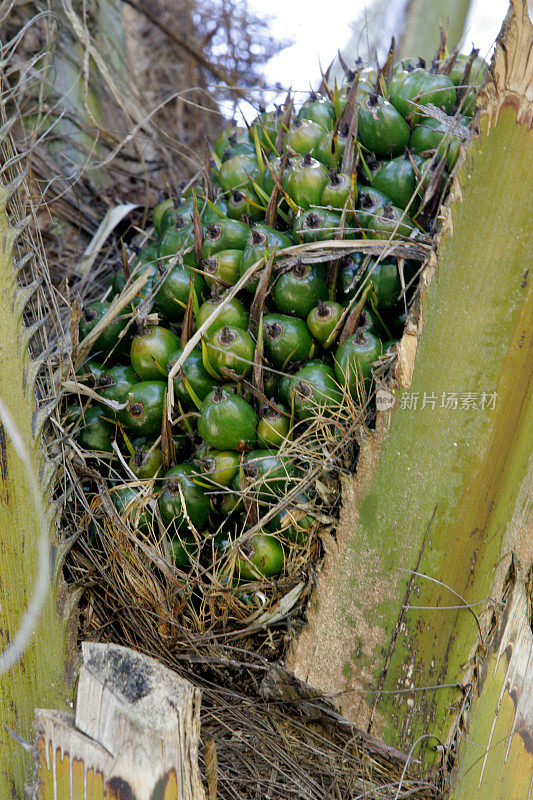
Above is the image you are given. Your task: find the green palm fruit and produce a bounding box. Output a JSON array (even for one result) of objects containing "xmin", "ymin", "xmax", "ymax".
[
  {"xmin": 298, "ymin": 95, "xmax": 336, "ymax": 129},
  {"xmin": 154, "ymin": 265, "xmax": 205, "ymax": 321},
  {"xmin": 249, "ymin": 106, "xmax": 285, "ymax": 150},
  {"xmin": 239, "ymin": 449, "xmax": 298, "ymax": 500},
  {"xmin": 128, "ymin": 443, "xmax": 164, "ymax": 479},
  {"xmin": 202, "ymin": 219, "xmax": 250, "ymax": 258},
  {"xmin": 130, "ymin": 325, "xmax": 180, "ymax": 380},
  {"xmin": 285, "ymin": 119, "xmax": 325, "ymax": 155},
  {"xmin": 110, "ymin": 486, "xmax": 153, "ymax": 534},
  {"xmin": 203, "ymin": 249, "xmax": 242, "ymax": 289},
  {"xmin": 307, "ymin": 300, "xmax": 344, "ymax": 346},
  {"xmin": 205, "ymin": 324, "xmax": 255, "ymax": 379},
  {"xmin": 256, "ymin": 401, "xmax": 291, "ymax": 448},
  {"xmin": 391, "ymin": 67, "xmax": 456, "ymax": 119},
  {"xmin": 196, "ymin": 293, "xmax": 249, "ymax": 335},
  {"xmin": 93, "ymin": 365, "xmax": 138, "ymax": 420},
  {"xmin": 214, "ymin": 125, "xmax": 249, "ymax": 160},
  {"xmin": 221, "ymin": 141, "xmax": 256, "ymax": 161},
  {"xmin": 158, "ymin": 218, "xmax": 195, "ymax": 263},
  {"xmin": 168, "ymin": 534, "xmax": 195, "ymax": 568},
  {"xmin": 198, "ymin": 386, "xmax": 257, "ymax": 451},
  {"xmin": 262, "ymin": 154, "xmax": 288, "ymax": 196},
  {"xmin": 284, "ymin": 152, "xmax": 329, "ymax": 208},
  {"xmin": 314, "ymin": 125, "xmax": 348, "ymax": 168},
  {"xmin": 371, "ymin": 151, "xmax": 424, "ymax": 210},
  {"xmin": 320, "ymin": 170, "xmax": 354, "ymax": 209},
  {"xmin": 292, "ymin": 208, "xmax": 343, "ymax": 243},
  {"xmin": 199, "ymin": 450, "xmax": 240, "ymax": 486},
  {"xmin": 167, "ymin": 347, "xmax": 217, "ymax": 406},
  {"xmin": 158, "ymin": 464, "xmax": 210, "ymax": 532},
  {"xmin": 356, "ymin": 187, "xmax": 393, "ymax": 230},
  {"xmin": 290, "ymin": 362, "xmax": 343, "ymax": 420},
  {"xmin": 235, "ymin": 533, "xmax": 284, "ymax": 579},
  {"xmin": 337, "ymin": 253, "xmax": 366, "ymax": 303},
  {"xmin": 410, "ymin": 117, "xmax": 467, "ymax": 170},
  {"xmin": 239, "ymin": 224, "xmax": 293, "ymax": 292},
  {"xmin": 333, "ymin": 329, "xmax": 382, "ymax": 391},
  {"xmin": 272, "ymin": 262, "xmax": 328, "ymax": 318},
  {"xmin": 363, "ymin": 259, "xmax": 402, "ymax": 308},
  {"xmin": 119, "ymin": 381, "xmax": 166, "ymax": 436},
  {"xmin": 152, "ymin": 197, "xmax": 174, "ymax": 234},
  {"xmin": 268, "ymin": 497, "xmax": 315, "ymax": 544},
  {"xmin": 365, "ymin": 201, "xmax": 415, "ymax": 239},
  {"xmin": 263, "ymin": 313, "xmax": 315, "ymax": 367},
  {"xmin": 446, "ymin": 53, "xmax": 488, "ymax": 116},
  {"xmin": 226, "ymin": 190, "xmax": 262, "ymax": 222},
  {"xmin": 78, "ymin": 301, "xmax": 130, "ymax": 357},
  {"xmin": 357, "ymin": 93, "xmax": 411, "ymax": 159},
  {"xmin": 77, "ymin": 405, "xmax": 114, "ymax": 453},
  {"xmin": 218, "ymin": 153, "xmax": 261, "ymax": 192}
]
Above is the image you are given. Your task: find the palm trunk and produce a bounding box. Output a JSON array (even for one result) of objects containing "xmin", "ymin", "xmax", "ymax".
[{"xmin": 288, "ymin": 0, "xmax": 533, "ymax": 790}]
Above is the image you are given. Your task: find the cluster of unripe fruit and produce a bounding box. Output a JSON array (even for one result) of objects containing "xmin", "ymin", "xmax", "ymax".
[{"xmin": 70, "ymin": 50, "xmax": 485, "ymax": 586}]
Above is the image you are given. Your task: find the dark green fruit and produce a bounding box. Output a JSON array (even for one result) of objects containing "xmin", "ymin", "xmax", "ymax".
[
  {"xmin": 111, "ymin": 486, "xmax": 153, "ymax": 534},
  {"xmin": 158, "ymin": 220, "xmax": 195, "ymax": 262},
  {"xmin": 152, "ymin": 198, "xmax": 174, "ymax": 234},
  {"xmin": 272, "ymin": 262, "xmax": 328, "ymax": 318},
  {"xmin": 284, "ymin": 153, "xmax": 329, "ymax": 209},
  {"xmin": 263, "ymin": 313, "xmax": 314, "ymax": 367},
  {"xmin": 205, "ymin": 325, "xmax": 255, "ymax": 379},
  {"xmin": 249, "ymin": 106, "xmax": 285, "ymax": 150},
  {"xmin": 334, "ymin": 330, "xmax": 382, "ymax": 391},
  {"xmin": 268, "ymin": 499, "xmax": 315, "ymax": 544},
  {"xmin": 256, "ymin": 402, "xmax": 290, "ymax": 448},
  {"xmin": 119, "ymin": 381, "xmax": 166, "ymax": 436},
  {"xmin": 196, "ymin": 294, "xmax": 249, "ymax": 334},
  {"xmin": 203, "ymin": 249, "xmax": 242, "ymax": 289},
  {"xmin": 77, "ymin": 405, "xmax": 114, "ymax": 452},
  {"xmin": 154, "ymin": 265, "xmax": 206, "ymax": 321},
  {"xmin": 94, "ymin": 364, "xmax": 138, "ymax": 405},
  {"xmin": 226, "ymin": 190, "xmax": 262, "ymax": 222},
  {"xmin": 314, "ymin": 126, "xmax": 348, "ymax": 168},
  {"xmin": 214, "ymin": 125, "xmax": 248, "ymax": 160},
  {"xmin": 307, "ymin": 300, "xmax": 344, "ymax": 346},
  {"xmin": 357, "ymin": 94, "xmax": 411, "ymax": 159},
  {"xmin": 78, "ymin": 301, "xmax": 130, "ymax": 357},
  {"xmin": 167, "ymin": 347, "xmax": 217, "ymax": 406},
  {"xmin": 130, "ymin": 325, "xmax": 180, "ymax": 380},
  {"xmin": 290, "ymin": 362, "xmax": 342, "ymax": 420},
  {"xmin": 392, "ymin": 68, "xmax": 456, "ymax": 119},
  {"xmin": 320, "ymin": 170, "xmax": 354, "ymax": 209},
  {"xmin": 239, "ymin": 224, "xmax": 293, "ymax": 293},
  {"xmin": 158, "ymin": 464, "xmax": 210, "ymax": 532},
  {"xmin": 338, "ymin": 253, "xmax": 367, "ymax": 303},
  {"xmin": 292, "ymin": 208, "xmax": 342, "ymax": 243},
  {"xmin": 285, "ymin": 119, "xmax": 325, "ymax": 155},
  {"xmin": 202, "ymin": 219, "xmax": 249, "ymax": 258},
  {"xmin": 235, "ymin": 533, "xmax": 284, "ymax": 579},
  {"xmin": 199, "ymin": 450, "xmax": 240, "ymax": 486},
  {"xmin": 218, "ymin": 153, "xmax": 260, "ymax": 191},
  {"xmin": 356, "ymin": 187, "xmax": 393, "ymax": 230},
  {"xmin": 372, "ymin": 151, "xmax": 424, "ymax": 210},
  {"xmin": 198, "ymin": 386, "xmax": 257, "ymax": 451},
  {"xmin": 410, "ymin": 117, "xmax": 466, "ymax": 170},
  {"xmin": 363, "ymin": 259, "xmax": 402, "ymax": 308},
  {"xmin": 365, "ymin": 202, "xmax": 415, "ymax": 239},
  {"xmin": 240, "ymin": 449, "xmax": 298, "ymax": 500},
  {"xmin": 168, "ymin": 534, "xmax": 195, "ymax": 568},
  {"xmin": 297, "ymin": 96, "xmax": 335, "ymax": 129},
  {"xmin": 128, "ymin": 444, "xmax": 163, "ymax": 479}
]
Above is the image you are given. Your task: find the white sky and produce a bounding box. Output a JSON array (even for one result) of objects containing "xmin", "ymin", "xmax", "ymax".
[{"xmin": 233, "ymin": 0, "xmax": 509, "ymax": 118}]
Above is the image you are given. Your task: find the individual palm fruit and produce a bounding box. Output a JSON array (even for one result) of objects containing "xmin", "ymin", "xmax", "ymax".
[
  {"xmin": 119, "ymin": 381, "xmax": 166, "ymax": 436},
  {"xmin": 110, "ymin": 486, "xmax": 153, "ymax": 534},
  {"xmin": 292, "ymin": 208, "xmax": 343, "ymax": 243},
  {"xmin": 218, "ymin": 153, "xmax": 260, "ymax": 191},
  {"xmin": 357, "ymin": 94, "xmax": 411, "ymax": 159},
  {"xmin": 356, "ymin": 187, "xmax": 393, "ymax": 230},
  {"xmin": 198, "ymin": 386, "xmax": 257, "ymax": 451},
  {"xmin": 202, "ymin": 219, "xmax": 249, "ymax": 258},
  {"xmin": 262, "ymin": 154, "xmax": 289, "ymax": 196},
  {"xmin": 226, "ymin": 190, "xmax": 262, "ymax": 222},
  {"xmin": 365, "ymin": 201, "xmax": 415, "ymax": 239},
  {"xmin": 285, "ymin": 119, "xmax": 325, "ymax": 155},
  {"xmin": 77, "ymin": 405, "xmax": 114, "ymax": 452},
  {"xmin": 284, "ymin": 153, "xmax": 329, "ymax": 208},
  {"xmin": 239, "ymin": 224, "xmax": 293, "ymax": 292},
  {"xmin": 78, "ymin": 301, "xmax": 130, "ymax": 356},
  {"xmin": 334, "ymin": 330, "xmax": 382, "ymax": 391},
  {"xmin": 167, "ymin": 347, "xmax": 216, "ymax": 406},
  {"xmin": 298, "ymin": 94, "xmax": 335, "ymax": 129},
  {"xmin": 111, "ymin": 261, "xmax": 158, "ymax": 299},
  {"xmin": 235, "ymin": 532, "xmax": 284, "ymax": 579},
  {"xmin": 410, "ymin": 117, "xmax": 467, "ymax": 170},
  {"xmin": 152, "ymin": 197, "xmax": 174, "ymax": 234},
  {"xmin": 358, "ymin": 306, "xmax": 383, "ymax": 337},
  {"xmin": 158, "ymin": 464, "xmax": 210, "ymax": 532},
  {"xmin": 196, "ymin": 293, "xmax": 248, "ymax": 335},
  {"xmin": 256, "ymin": 401, "xmax": 290, "ymax": 448},
  {"xmin": 199, "ymin": 450, "xmax": 240, "ymax": 486},
  {"xmin": 128, "ymin": 441, "xmax": 164, "ymax": 479},
  {"xmin": 154, "ymin": 264, "xmax": 205, "ymax": 321},
  {"xmin": 263, "ymin": 313, "xmax": 314, "ymax": 367},
  {"xmin": 272, "ymin": 262, "xmax": 328, "ymax": 318},
  {"xmin": 289, "ymin": 362, "xmax": 343, "ymax": 420},
  {"xmin": 363, "ymin": 259, "xmax": 402, "ymax": 308},
  {"xmin": 338, "ymin": 253, "xmax": 367, "ymax": 303},
  {"xmin": 203, "ymin": 249, "xmax": 242, "ymax": 289},
  {"xmin": 205, "ymin": 325, "xmax": 255, "ymax": 379},
  {"xmin": 94, "ymin": 364, "xmax": 138, "ymax": 405},
  {"xmin": 314, "ymin": 125, "xmax": 348, "ymax": 168},
  {"xmin": 249, "ymin": 105, "xmax": 285, "ymax": 150},
  {"xmin": 446, "ymin": 52, "xmax": 487, "ymax": 116},
  {"xmin": 130, "ymin": 325, "xmax": 180, "ymax": 380},
  {"xmin": 307, "ymin": 300, "xmax": 344, "ymax": 346},
  {"xmin": 221, "ymin": 141, "xmax": 256, "ymax": 160},
  {"xmin": 371, "ymin": 151, "xmax": 424, "ymax": 210},
  {"xmin": 239, "ymin": 449, "xmax": 298, "ymax": 501},
  {"xmin": 214, "ymin": 124, "xmax": 249, "ymax": 160},
  {"xmin": 158, "ymin": 218, "xmax": 195, "ymax": 262},
  {"xmin": 391, "ymin": 67, "xmax": 456, "ymax": 119},
  {"xmin": 168, "ymin": 534, "xmax": 195, "ymax": 568},
  {"xmin": 268, "ymin": 495, "xmax": 315, "ymax": 544},
  {"xmin": 320, "ymin": 170, "xmax": 354, "ymax": 209}
]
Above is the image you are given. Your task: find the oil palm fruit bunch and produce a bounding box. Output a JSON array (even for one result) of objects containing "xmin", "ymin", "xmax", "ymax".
[{"xmin": 73, "ymin": 45, "xmax": 485, "ymax": 588}]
